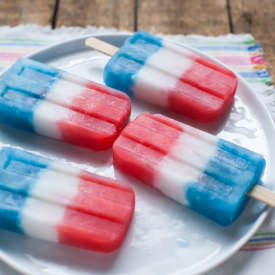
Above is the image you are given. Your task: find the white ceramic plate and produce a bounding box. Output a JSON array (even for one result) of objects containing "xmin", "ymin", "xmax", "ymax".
[{"xmin": 0, "ymin": 34, "xmax": 275, "ymax": 275}]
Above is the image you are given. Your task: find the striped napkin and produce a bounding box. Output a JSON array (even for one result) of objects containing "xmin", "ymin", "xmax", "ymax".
[{"xmin": 0, "ymin": 25, "xmax": 274, "ymax": 275}]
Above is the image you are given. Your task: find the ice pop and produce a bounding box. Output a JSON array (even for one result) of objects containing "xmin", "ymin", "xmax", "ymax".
[
  {"xmin": 113, "ymin": 113, "xmax": 266, "ymax": 226},
  {"xmin": 102, "ymin": 31, "xmax": 237, "ymax": 123},
  {"xmin": 0, "ymin": 147, "xmax": 135, "ymax": 252},
  {"xmin": 0, "ymin": 58, "xmax": 131, "ymax": 151}
]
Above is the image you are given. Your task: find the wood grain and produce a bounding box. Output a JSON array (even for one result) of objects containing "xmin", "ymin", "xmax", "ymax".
[
  {"xmin": 137, "ymin": 0, "xmax": 230, "ymax": 35},
  {"xmin": 230, "ymin": 0, "xmax": 275, "ymax": 81},
  {"xmin": 56, "ymin": 0, "xmax": 135, "ymax": 30},
  {"xmin": 0, "ymin": 0, "xmax": 55, "ymax": 26},
  {"xmin": 248, "ymin": 184, "xmax": 275, "ymax": 208},
  {"xmin": 85, "ymin": 37, "xmax": 119, "ymax": 56}
]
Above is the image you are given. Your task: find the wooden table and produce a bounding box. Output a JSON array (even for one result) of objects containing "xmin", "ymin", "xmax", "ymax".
[{"xmin": 0, "ymin": 0, "xmax": 274, "ymax": 80}]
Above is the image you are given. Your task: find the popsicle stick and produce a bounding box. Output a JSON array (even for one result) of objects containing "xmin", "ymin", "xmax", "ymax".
[
  {"xmin": 85, "ymin": 37, "xmax": 118, "ymax": 56},
  {"xmin": 248, "ymin": 184, "xmax": 275, "ymax": 208}
]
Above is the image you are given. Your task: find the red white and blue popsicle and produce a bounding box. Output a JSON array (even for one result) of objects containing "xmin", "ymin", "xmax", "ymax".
[
  {"xmin": 0, "ymin": 147, "xmax": 135, "ymax": 252},
  {"xmin": 95, "ymin": 31, "xmax": 238, "ymax": 123},
  {"xmin": 0, "ymin": 58, "xmax": 131, "ymax": 151},
  {"xmin": 113, "ymin": 113, "xmax": 266, "ymax": 226}
]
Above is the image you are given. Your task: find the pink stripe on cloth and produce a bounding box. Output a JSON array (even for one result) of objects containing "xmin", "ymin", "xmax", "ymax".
[
  {"xmin": 215, "ymin": 55, "xmax": 265, "ymax": 65},
  {"xmin": 0, "ymin": 52, "xmax": 27, "ymax": 61},
  {"xmin": 240, "ymin": 245, "xmax": 275, "ymax": 252}
]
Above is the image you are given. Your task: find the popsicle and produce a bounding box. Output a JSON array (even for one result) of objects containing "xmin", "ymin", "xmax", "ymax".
[
  {"xmin": 0, "ymin": 58, "xmax": 131, "ymax": 151},
  {"xmin": 0, "ymin": 146, "xmax": 135, "ymax": 252},
  {"xmin": 86, "ymin": 31, "xmax": 238, "ymax": 123},
  {"xmin": 113, "ymin": 113, "xmax": 266, "ymax": 226}
]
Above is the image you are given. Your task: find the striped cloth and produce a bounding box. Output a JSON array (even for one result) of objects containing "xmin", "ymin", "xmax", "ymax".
[
  {"xmin": 0, "ymin": 39, "xmax": 48, "ymax": 71},
  {"xmin": 183, "ymin": 37, "xmax": 272, "ymax": 85},
  {"xmin": 0, "ymin": 26, "xmax": 275, "ymax": 274},
  {"xmin": 241, "ymin": 232, "xmax": 275, "ymax": 252}
]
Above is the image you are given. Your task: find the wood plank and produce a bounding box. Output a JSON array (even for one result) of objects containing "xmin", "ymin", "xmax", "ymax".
[
  {"xmin": 56, "ymin": 0, "xmax": 135, "ymax": 31},
  {"xmin": 0, "ymin": 0, "xmax": 55, "ymax": 26},
  {"xmin": 137, "ymin": 0, "xmax": 230, "ymax": 35},
  {"xmin": 230, "ymin": 0, "xmax": 275, "ymax": 81}
]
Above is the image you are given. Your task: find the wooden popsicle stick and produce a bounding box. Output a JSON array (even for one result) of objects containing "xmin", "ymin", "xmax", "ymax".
[
  {"xmin": 247, "ymin": 184, "xmax": 275, "ymax": 207},
  {"xmin": 85, "ymin": 37, "xmax": 118, "ymax": 56}
]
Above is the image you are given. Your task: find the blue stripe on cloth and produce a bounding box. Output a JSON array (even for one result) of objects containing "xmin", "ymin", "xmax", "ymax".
[
  {"xmin": 239, "ymin": 70, "xmax": 271, "ymax": 79},
  {"xmin": 0, "ymin": 42, "xmax": 48, "ymax": 47},
  {"xmin": 192, "ymin": 43, "xmax": 262, "ymax": 52},
  {"xmin": 249, "ymin": 238, "xmax": 275, "ymax": 243}
]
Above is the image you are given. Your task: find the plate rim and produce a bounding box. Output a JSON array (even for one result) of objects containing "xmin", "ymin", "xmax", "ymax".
[{"xmin": 0, "ymin": 33, "xmax": 274, "ymax": 275}]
